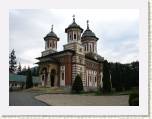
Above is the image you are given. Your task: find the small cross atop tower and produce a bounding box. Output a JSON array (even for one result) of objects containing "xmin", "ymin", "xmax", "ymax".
[
  {"xmin": 87, "ymin": 20, "xmax": 89, "ymax": 29},
  {"xmin": 51, "ymin": 24, "xmax": 53, "ymax": 32},
  {"xmin": 72, "ymin": 14, "xmax": 75, "ymax": 22}
]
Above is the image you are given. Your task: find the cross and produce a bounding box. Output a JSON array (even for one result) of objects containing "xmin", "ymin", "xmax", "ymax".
[
  {"xmin": 51, "ymin": 24, "xmax": 53, "ymax": 31},
  {"xmin": 87, "ymin": 20, "xmax": 89, "ymax": 29},
  {"xmin": 72, "ymin": 14, "xmax": 75, "ymax": 22}
]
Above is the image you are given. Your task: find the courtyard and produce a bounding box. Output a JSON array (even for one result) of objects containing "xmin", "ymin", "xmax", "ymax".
[
  {"xmin": 35, "ymin": 94, "xmax": 129, "ymax": 106},
  {"xmin": 9, "ymin": 89, "xmax": 129, "ymax": 106}
]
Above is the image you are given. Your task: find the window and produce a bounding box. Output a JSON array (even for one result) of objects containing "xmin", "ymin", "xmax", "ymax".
[
  {"xmin": 42, "ymin": 75, "xmax": 44, "ymax": 81},
  {"xmin": 74, "ymin": 34, "xmax": 76, "ymax": 40},
  {"xmin": 95, "ymin": 76, "xmax": 97, "ymax": 82},
  {"xmin": 62, "ymin": 72, "xmax": 64, "ymax": 80},
  {"xmin": 79, "ymin": 48, "xmax": 82, "ymax": 52},
  {"xmin": 69, "ymin": 34, "xmax": 72, "ymax": 40},
  {"xmin": 47, "ymin": 41, "xmax": 49, "ymax": 48},
  {"xmin": 50, "ymin": 43, "xmax": 52, "ymax": 47},
  {"xmin": 90, "ymin": 44, "xmax": 92, "ymax": 52},
  {"xmin": 53, "ymin": 41, "xmax": 55, "ymax": 48}
]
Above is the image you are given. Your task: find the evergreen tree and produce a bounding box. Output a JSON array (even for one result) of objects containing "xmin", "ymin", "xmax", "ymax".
[
  {"xmin": 72, "ymin": 74, "xmax": 83, "ymax": 93},
  {"xmin": 102, "ymin": 60, "xmax": 112, "ymax": 93},
  {"xmin": 26, "ymin": 67, "xmax": 33, "ymax": 89},
  {"xmin": 9, "ymin": 49, "xmax": 17, "ymax": 73},
  {"xmin": 17, "ymin": 62, "xmax": 22, "ymax": 74}
]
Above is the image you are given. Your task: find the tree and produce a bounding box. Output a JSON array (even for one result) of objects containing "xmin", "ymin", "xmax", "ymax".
[
  {"xmin": 72, "ymin": 74, "xmax": 83, "ymax": 93},
  {"xmin": 26, "ymin": 67, "xmax": 33, "ymax": 89},
  {"xmin": 102, "ymin": 60, "xmax": 112, "ymax": 93},
  {"xmin": 17, "ymin": 62, "xmax": 22, "ymax": 74},
  {"xmin": 9, "ymin": 49, "xmax": 17, "ymax": 73}
]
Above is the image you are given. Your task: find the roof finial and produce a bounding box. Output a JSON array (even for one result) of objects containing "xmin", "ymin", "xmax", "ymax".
[
  {"xmin": 51, "ymin": 24, "xmax": 53, "ymax": 32},
  {"xmin": 72, "ymin": 14, "xmax": 75, "ymax": 22},
  {"xmin": 87, "ymin": 20, "xmax": 89, "ymax": 29}
]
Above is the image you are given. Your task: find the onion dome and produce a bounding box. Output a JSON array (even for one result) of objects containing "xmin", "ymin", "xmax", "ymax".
[
  {"xmin": 81, "ymin": 20, "xmax": 98, "ymax": 40},
  {"xmin": 44, "ymin": 25, "xmax": 59, "ymax": 41},
  {"xmin": 65, "ymin": 15, "xmax": 83, "ymax": 33}
]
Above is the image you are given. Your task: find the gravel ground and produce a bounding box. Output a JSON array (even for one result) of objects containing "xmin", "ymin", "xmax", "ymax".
[
  {"xmin": 35, "ymin": 94, "xmax": 129, "ymax": 106},
  {"xmin": 9, "ymin": 91, "xmax": 48, "ymax": 106}
]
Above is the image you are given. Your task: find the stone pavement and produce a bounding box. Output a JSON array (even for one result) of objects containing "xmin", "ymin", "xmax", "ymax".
[{"xmin": 35, "ymin": 94, "xmax": 129, "ymax": 106}]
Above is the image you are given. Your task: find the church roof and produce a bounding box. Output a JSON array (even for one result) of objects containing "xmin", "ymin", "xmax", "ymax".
[
  {"xmin": 65, "ymin": 15, "xmax": 83, "ymax": 33},
  {"xmin": 85, "ymin": 52, "xmax": 104, "ymax": 62},
  {"xmin": 44, "ymin": 25, "xmax": 59, "ymax": 41},
  {"xmin": 36, "ymin": 49, "xmax": 75, "ymax": 60},
  {"xmin": 81, "ymin": 20, "xmax": 98, "ymax": 40}
]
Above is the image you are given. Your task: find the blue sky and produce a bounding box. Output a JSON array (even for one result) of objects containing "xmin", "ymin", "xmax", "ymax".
[{"xmin": 9, "ymin": 9, "xmax": 139, "ymax": 67}]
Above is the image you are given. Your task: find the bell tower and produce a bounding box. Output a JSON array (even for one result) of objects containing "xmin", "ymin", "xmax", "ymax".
[
  {"xmin": 81, "ymin": 20, "xmax": 99, "ymax": 54},
  {"xmin": 65, "ymin": 15, "xmax": 83, "ymax": 44},
  {"xmin": 64, "ymin": 15, "xmax": 86, "ymax": 86},
  {"xmin": 42, "ymin": 25, "xmax": 59, "ymax": 56}
]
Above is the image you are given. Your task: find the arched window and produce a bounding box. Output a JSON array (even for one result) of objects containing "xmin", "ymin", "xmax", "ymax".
[
  {"xmin": 74, "ymin": 34, "xmax": 76, "ymax": 40},
  {"xmin": 95, "ymin": 76, "xmax": 97, "ymax": 82},
  {"xmin": 62, "ymin": 72, "xmax": 64, "ymax": 80},
  {"xmin": 69, "ymin": 34, "xmax": 72, "ymax": 40},
  {"xmin": 90, "ymin": 44, "xmax": 92, "ymax": 52},
  {"xmin": 84, "ymin": 45, "xmax": 86, "ymax": 51}
]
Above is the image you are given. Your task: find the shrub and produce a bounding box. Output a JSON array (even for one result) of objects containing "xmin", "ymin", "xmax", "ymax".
[
  {"xmin": 72, "ymin": 74, "xmax": 83, "ymax": 93},
  {"xmin": 102, "ymin": 60, "xmax": 112, "ymax": 93},
  {"xmin": 129, "ymin": 92, "xmax": 139, "ymax": 106},
  {"xmin": 26, "ymin": 68, "xmax": 33, "ymax": 89}
]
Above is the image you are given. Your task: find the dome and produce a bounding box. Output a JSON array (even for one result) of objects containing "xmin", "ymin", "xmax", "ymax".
[
  {"xmin": 82, "ymin": 29, "xmax": 97, "ymax": 38},
  {"xmin": 44, "ymin": 25, "xmax": 59, "ymax": 41},
  {"xmin": 81, "ymin": 20, "xmax": 98, "ymax": 40},
  {"xmin": 65, "ymin": 15, "xmax": 83, "ymax": 33}
]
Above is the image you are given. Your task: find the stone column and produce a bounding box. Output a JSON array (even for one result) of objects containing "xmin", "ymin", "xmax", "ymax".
[
  {"xmin": 54, "ymin": 75, "xmax": 58, "ymax": 87},
  {"xmin": 47, "ymin": 72, "xmax": 51, "ymax": 87}
]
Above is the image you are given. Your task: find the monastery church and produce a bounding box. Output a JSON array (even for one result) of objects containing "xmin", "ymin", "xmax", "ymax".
[{"xmin": 36, "ymin": 15, "xmax": 104, "ymax": 91}]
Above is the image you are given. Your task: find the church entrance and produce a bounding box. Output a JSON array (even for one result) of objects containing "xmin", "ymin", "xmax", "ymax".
[{"xmin": 50, "ymin": 69, "xmax": 56, "ymax": 87}]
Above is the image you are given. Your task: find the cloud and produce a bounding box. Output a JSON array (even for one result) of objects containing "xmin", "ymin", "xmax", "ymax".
[{"xmin": 9, "ymin": 9, "xmax": 139, "ymax": 67}]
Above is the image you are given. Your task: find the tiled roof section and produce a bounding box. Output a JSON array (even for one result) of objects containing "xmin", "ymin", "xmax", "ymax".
[
  {"xmin": 44, "ymin": 25, "xmax": 59, "ymax": 41},
  {"xmin": 44, "ymin": 31, "xmax": 59, "ymax": 41},
  {"xmin": 82, "ymin": 29, "xmax": 98, "ymax": 40},
  {"xmin": 65, "ymin": 15, "xmax": 83, "ymax": 33},
  {"xmin": 81, "ymin": 20, "xmax": 98, "ymax": 40},
  {"xmin": 9, "ymin": 74, "xmax": 41, "ymax": 84},
  {"xmin": 85, "ymin": 52, "xmax": 104, "ymax": 62},
  {"xmin": 36, "ymin": 49, "xmax": 75, "ymax": 60}
]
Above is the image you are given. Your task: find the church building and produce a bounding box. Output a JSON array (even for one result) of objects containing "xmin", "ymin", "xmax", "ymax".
[{"xmin": 36, "ymin": 15, "xmax": 104, "ymax": 91}]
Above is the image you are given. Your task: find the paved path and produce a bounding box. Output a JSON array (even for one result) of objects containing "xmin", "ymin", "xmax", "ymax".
[
  {"xmin": 35, "ymin": 94, "xmax": 129, "ymax": 106},
  {"xmin": 9, "ymin": 91, "xmax": 48, "ymax": 106}
]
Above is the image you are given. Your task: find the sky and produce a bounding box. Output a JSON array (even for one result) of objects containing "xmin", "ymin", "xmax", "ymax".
[{"xmin": 9, "ymin": 9, "xmax": 139, "ymax": 68}]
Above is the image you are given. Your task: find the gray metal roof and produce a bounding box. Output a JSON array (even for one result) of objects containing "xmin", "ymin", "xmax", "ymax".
[
  {"xmin": 82, "ymin": 28, "xmax": 98, "ymax": 40},
  {"xmin": 9, "ymin": 74, "xmax": 41, "ymax": 84},
  {"xmin": 44, "ymin": 31, "xmax": 59, "ymax": 41},
  {"xmin": 65, "ymin": 18, "xmax": 83, "ymax": 33}
]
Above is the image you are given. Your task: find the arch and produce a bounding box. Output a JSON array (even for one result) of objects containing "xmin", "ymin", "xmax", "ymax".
[
  {"xmin": 40, "ymin": 67, "xmax": 48, "ymax": 86},
  {"xmin": 50, "ymin": 69, "xmax": 56, "ymax": 87}
]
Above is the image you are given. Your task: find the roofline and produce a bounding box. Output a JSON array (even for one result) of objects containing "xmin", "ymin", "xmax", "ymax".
[
  {"xmin": 44, "ymin": 36, "xmax": 60, "ymax": 41},
  {"xmin": 81, "ymin": 36, "xmax": 99, "ymax": 41},
  {"xmin": 65, "ymin": 27, "xmax": 83, "ymax": 33},
  {"xmin": 36, "ymin": 49, "xmax": 75, "ymax": 60}
]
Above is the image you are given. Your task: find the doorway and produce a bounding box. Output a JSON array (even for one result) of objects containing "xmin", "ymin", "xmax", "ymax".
[{"xmin": 50, "ymin": 69, "xmax": 56, "ymax": 87}]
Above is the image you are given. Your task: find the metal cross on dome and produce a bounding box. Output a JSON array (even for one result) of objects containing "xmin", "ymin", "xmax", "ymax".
[
  {"xmin": 87, "ymin": 20, "xmax": 89, "ymax": 29},
  {"xmin": 51, "ymin": 24, "xmax": 53, "ymax": 31},
  {"xmin": 73, "ymin": 14, "xmax": 75, "ymax": 22}
]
